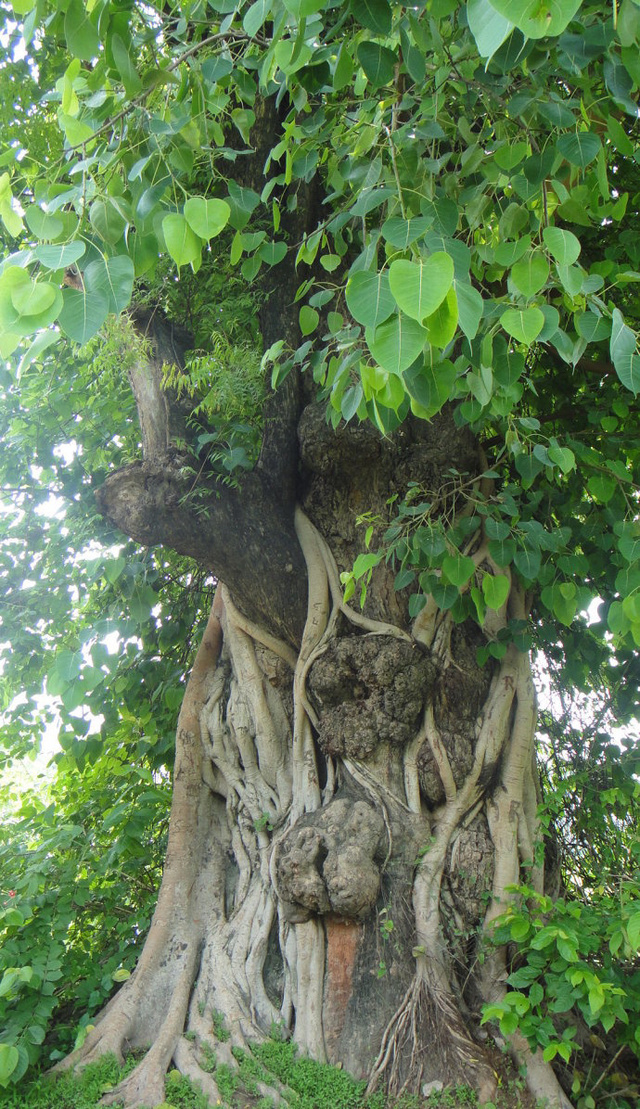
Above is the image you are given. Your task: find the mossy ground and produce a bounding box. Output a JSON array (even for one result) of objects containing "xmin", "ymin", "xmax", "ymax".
[{"xmin": 0, "ymin": 1040, "xmax": 529, "ymax": 1109}]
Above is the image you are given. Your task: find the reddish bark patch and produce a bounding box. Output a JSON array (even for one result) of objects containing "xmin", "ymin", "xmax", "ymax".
[{"xmin": 323, "ymin": 916, "xmax": 363, "ymax": 1062}]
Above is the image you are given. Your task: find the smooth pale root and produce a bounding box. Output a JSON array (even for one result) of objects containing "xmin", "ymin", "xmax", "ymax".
[
  {"xmin": 388, "ymin": 252, "xmax": 455, "ymax": 322},
  {"xmin": 501, "ymin": 305, "xmax": 545, "ymax": 344},
  {"xmin": 183, "ymin": 197, "xmax": 231, "ymax": 241},
  {"xmin": 365, "ymin": 313, "xmax": 428, "ymax": 375}
]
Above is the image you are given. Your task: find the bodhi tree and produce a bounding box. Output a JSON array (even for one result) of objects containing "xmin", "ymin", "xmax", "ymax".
[{"xmin": 1, "ymin": 0, "xmax": 640, "ymax": 1106}]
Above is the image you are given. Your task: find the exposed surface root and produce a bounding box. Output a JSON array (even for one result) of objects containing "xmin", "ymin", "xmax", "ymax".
[
  {"xmin": 367, "ymin": 976, "xmax": 496, "ymax": 1102},
  {"xmin": 100, "ymin": 938, "xmax": 201, "ymax": 1106},
  {"xmin": 173, "ymin": 1038, "xmax": 222, "ymax": 1104}
]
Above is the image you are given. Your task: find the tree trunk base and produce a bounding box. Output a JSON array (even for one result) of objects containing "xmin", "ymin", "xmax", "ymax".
[{"xmin": 55, "ymin": 514, "xmax": 573, "ymax": 1109}]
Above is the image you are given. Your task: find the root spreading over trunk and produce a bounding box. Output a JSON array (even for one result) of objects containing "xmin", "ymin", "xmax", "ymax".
[{"xmin": 57, "ymin": 511, "xmax": 572, "ymax": 1109}]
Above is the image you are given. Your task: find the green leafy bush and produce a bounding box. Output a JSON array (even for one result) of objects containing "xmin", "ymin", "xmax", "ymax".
[
  {"xmin": 482, "ymin": 885, "xmax": 640, "ymax": 1075},
  {"xmin": 0, "ymin": 1055, "xmax": 125, "ymax": 1108},
  {"xmin": 0, "ymin": 752, "xmax": 170, "ymax": 1082}
]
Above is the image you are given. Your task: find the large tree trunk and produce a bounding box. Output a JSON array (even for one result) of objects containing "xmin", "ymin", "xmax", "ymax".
[
  {"xmin": 56, "ymin": 318, "xmax": 572, "ymax": 1108},
  {"xmin": 53, "ymin": 94, "xmax": 573, "ymax": 1107}
]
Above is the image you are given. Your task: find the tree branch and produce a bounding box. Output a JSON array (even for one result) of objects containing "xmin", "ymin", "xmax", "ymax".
[
  {"xmin": 96, "ymin": 459, "xmax": 307, "ymax": 646},
  {"xmin": 95, "ymin": 308, "xmax": 307, "ymax": 646}
]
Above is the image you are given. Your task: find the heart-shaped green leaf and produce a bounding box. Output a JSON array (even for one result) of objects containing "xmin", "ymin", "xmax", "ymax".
[
  {"xmin": 58, "ymin": 287, "xmax": 109, "ymax": 344},
  {"xmin": 442, "ymin": 554, "xmax": 476, "ymax": 588},
  {"xmin": 0, "ymin": 1044, "xmax": 19, "ymax": 1086},
  {"xmin": 183, "ymin": 197, "xmax": 231, "ymax": 241},
  {"xmin": 389, "ymin": 253, "xmax": 454, "ymax": 322},
  {"xmin": 84, "ymin": 256, "xmax": 135, "ymax": 315},
  {"xmin": 488, "ymin": 0, "xmax": 581, "ymax": 39},
  {"xmin": 556, "ymin": 131, "xmax": 602, "ymax": 169},
  {"xmin": 162, "ymin": 214, "xmax": 202, "ymax": 269},
  {"xmin": 501, "ymin": 306, "xmax": 544, "ymax": 344},
  {"xmin": 543, "ymin": 226, "xmax": 581, "ymax": 266},
  {"xmin": 482, "ymin": 573, "xmax": 510, "ymax": 610},
  {"xmin": 424, "ymin": 287, "xmax": 458, "ymax": 349},
  {"xmin": 366, "ymin": 313, "xmax": 427, "ymax": 375},
  {"xmin": 510, "ymin": 252, "xmax": 549, "ymax": 298},
  {"xmin": 34, "ymin": 241, "xmax": 86, "ymax": 270},
  {"xmin": 346, "ymin": 270, "xmax": 394, "ymax": 328},
  {"xmin": 356, "ymin": 41, "xmax": 396, "ymax": 87},
  {"xmin": 11, "ymin": 279, "xmax": 58, "ymax": 317}
]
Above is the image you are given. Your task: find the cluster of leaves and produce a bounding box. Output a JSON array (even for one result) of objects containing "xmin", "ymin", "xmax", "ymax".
[
  {"xmin": 0, "ymin": 1054, "xmax": 127, "ymax": 1108},
  {"xmin": 536, "ymin": 678, "xmax": 640, "ymax": 892},
  {"xmin": 0, "ymin": 1045, "xmax": 486, "ymax": 1109},
  {"xmin": 0, "ymin": 753, "xmax": 170, "ymax": 1085},
  {"xmin": 249, "ymin": 1039, "xmax": 369, "ymax": 1108},
  {"xmin": 479, "ymin": 668, "xmax": 640, "ymax": 1107},
  {"xmin": 0, "ymin": 0, "xmax": 638, "ymax": 669},
  {"xmin": 482, "ymin": 885, "xmax": 640, "ymax": 1104},
  {"xmin": 162, "ymin": 329, "xmax": 265, "ymax": 476}
]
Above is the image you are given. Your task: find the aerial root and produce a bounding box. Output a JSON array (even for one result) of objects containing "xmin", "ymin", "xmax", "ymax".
[
  {"xmin": 366, "ymin": 976, "xmax": 497, "ymax": 1103},
  {"xmin": 506, "ymin": 1031, "xmax": 573, "ymax": 1109},
  {"xmin": 99, "ymin": 1050, "xmax": 168, "ymax": 1109}
]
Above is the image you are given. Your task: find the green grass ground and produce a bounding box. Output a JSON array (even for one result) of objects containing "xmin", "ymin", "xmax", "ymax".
[{"xmin": 0, "ymin": 1040, "xmax": 529, "ymax": 1109}]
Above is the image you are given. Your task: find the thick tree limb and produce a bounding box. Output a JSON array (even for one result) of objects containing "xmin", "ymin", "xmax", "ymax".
[
  {"xmin": 95, "ymin": 307, "xmax": 307, "ymax": 644},
  {"xmin": 96, "ymin": 460, "xmax": 307, "ymax": 646}
]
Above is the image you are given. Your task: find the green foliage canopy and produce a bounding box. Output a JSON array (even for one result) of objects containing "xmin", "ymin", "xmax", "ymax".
[{"xmin": 0, "ymin": 0, "xmax": 638, "ymax": 675}]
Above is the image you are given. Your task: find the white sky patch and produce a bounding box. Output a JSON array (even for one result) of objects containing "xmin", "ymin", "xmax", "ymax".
[{"xmin": 34, "ymin": 495, "xmax": 66, "ymax": 519}]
